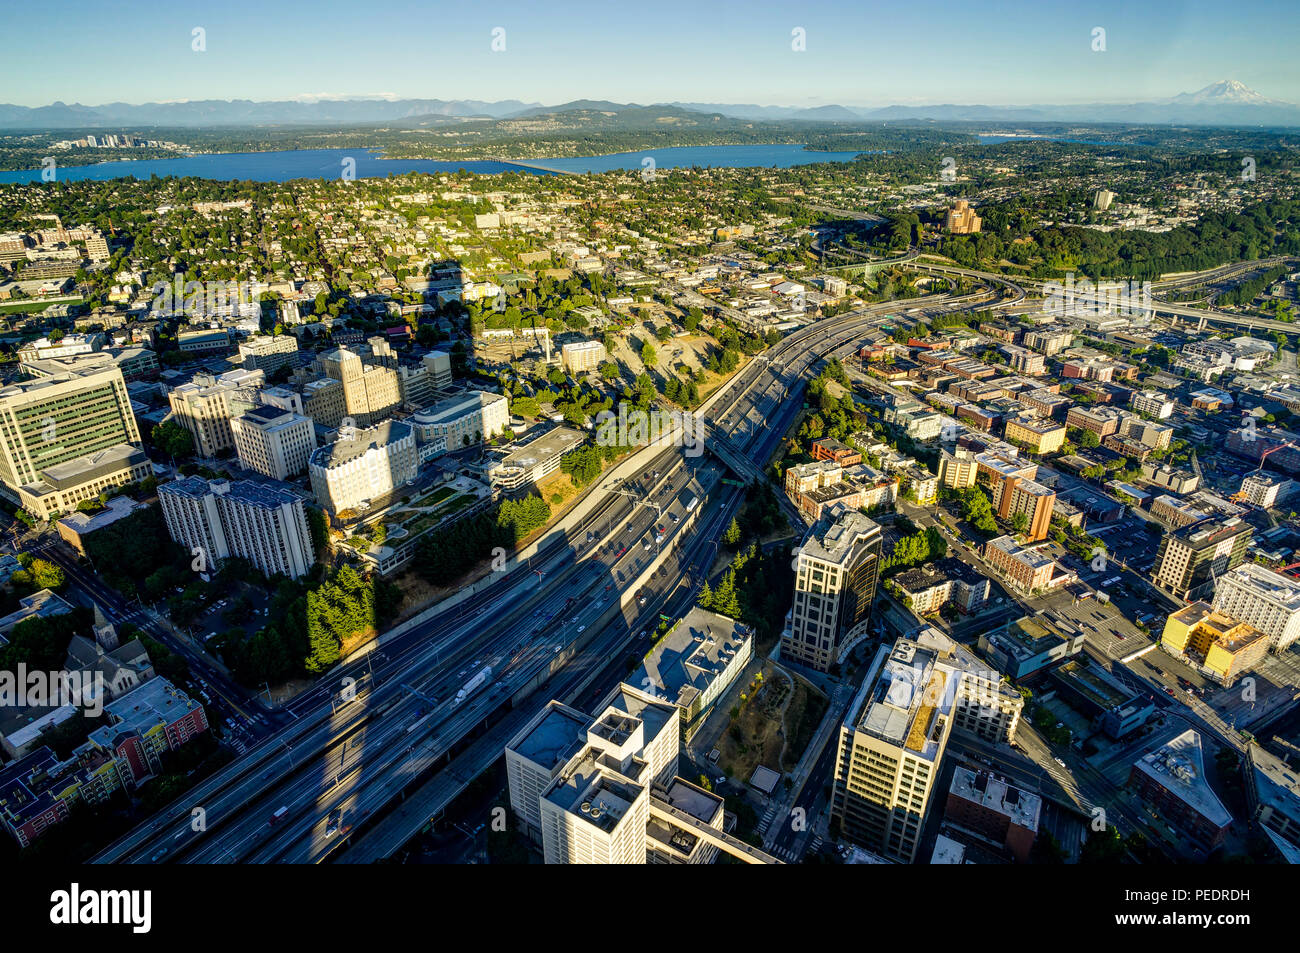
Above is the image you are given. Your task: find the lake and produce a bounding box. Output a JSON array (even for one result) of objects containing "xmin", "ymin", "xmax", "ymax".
[{"xmin": 0, "ymin": 144, "xmax": 868, "ymax": 185}]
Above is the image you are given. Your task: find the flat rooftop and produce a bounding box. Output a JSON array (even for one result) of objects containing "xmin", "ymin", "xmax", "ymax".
[
  {"xmin": 411, "ymin": 390, "xmax": 505, "ymax": 426},
  {"xmin": 492, "ymin": 426, "xmax": 586, "ymax": 471},
  {"xmin": 24, "ymin": 444, "xmax": 146, "ymax": 492},
  {"xmin": 632, "ymin": 607, "xmax": 751, "ymax": 715},
  {"xmin": 1051, "ymin": 659, "xmax": 1132, "ymax": 711},
  {"xmin": 950, "ymin": 765, "xmax": 1042, "ymax": 831},
  {"xmin": 543, "ymin": 751, "xmax": 642, "ymax": 834},
  {"xmin": 1133, "ymin": 730, "xmax": 1232, "ymax": 829},
  {"xmin": 508, "ymin": 700, "xmax": 591, "ymax": 770},
  {"xmin": 1219, "ymin": 563, "xmax": 1300, "ymax": 609},
  {"xmin": 852, "ymin": 640, "xmax": 953, "ymax": 763}
]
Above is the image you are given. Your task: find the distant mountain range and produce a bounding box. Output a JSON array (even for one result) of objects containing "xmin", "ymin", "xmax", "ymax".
[
  {"xmin": 0, "ymin": 98, "xmax": 540, "ymax": 128},
  {"xmin": 673, "ymin": 82, "xmax": 1300, "ymax": 127},
  {"xmin": 1, "ymin": 81, "xmax": 1296, "ymax": 130}
]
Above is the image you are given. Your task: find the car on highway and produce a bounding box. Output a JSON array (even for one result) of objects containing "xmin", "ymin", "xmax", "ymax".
[{"xmin": 1053, "ymin": 757, "xmax": 1066, "ymax": 768}]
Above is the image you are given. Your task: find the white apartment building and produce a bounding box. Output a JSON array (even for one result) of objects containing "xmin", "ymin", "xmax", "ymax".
[
  {"xmin": 1213, "ymin": 563, "xmax": 1300, "ymax": 651},
  {"xmin": 158, "ymin": 476, "xmax": 315, "ymax": 579},
  {"xmin": 561, "ymin": 339, "xmax": 608, "ymax": 375},
  {"xmin": 238, "ymin": 334, "xmax": 299, "ymax": 374},
  {"xmin": 1130, "ymin": 390, "xmax": 1175, "ymax": 419},
  {"xmin": 231, "ymin": 406, "xmax": 317, "ymax": 480},
  {"xmin": 308, "ymin": 420, "xmax": 417, "ymax": 515}
]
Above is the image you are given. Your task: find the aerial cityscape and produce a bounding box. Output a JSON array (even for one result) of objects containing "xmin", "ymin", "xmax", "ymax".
[{"xmin": 1, "ymin": 0, "xmax": 1297, "ymax": 929}]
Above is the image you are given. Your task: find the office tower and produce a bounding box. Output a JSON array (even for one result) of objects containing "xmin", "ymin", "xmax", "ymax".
[
  {"xmin": 1152, "ymin": 517, "xmax": 1252, "ymax": 602},
  {"xmin": 166, "ymin": 368, "xmax": 265, "ymax": 456},
  {"xmin": 158, "ymin": 476, "xmax": 315, "ymax": 579},
  {"xmin": 231, "ymin": 406, "xmax": 316, "ymax": 480},
  {"xmin": 832, "ymin": 638, "xmax": 956, "ymax": 862},
  {"xmin": 0, "ymin": 366, "xmax": 147, "ymax": 517},
  {"xmin": 317, "ymin": 345, "xmax": 401, "ymax": 427},
  {"xmin": 308, "ymin": 420, "xmax": 417, "ymax": 515},
  {"xmin": 782, "ymin": 503, "xmax": 882, "ymax": 672}
]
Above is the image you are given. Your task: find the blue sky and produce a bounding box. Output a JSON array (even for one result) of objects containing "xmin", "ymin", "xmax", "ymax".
[{"xmin": 4, "ymin": 0, "xmax": 1298, "ymax": 108}]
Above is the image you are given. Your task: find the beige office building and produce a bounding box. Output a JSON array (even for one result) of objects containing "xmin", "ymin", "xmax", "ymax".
[
  {"xmin": 166, "ymin": 368, "xmax": 265, "ymax": 457},
  {"xmin": 944, "ymin": 200, "xmax": 981, "ymax": 234},
  {"xmin": 231, "ymin": 405, "xmax": 317, "ymax": 480},
  {"xmin": 316, "ymin": 345, "xmax": 401, "ymax": 427}
]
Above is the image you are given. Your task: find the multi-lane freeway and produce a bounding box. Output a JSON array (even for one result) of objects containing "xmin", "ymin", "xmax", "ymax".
[{"xmin": 93, "ymin": 283, "xmax": 1016, "ymax": 864}]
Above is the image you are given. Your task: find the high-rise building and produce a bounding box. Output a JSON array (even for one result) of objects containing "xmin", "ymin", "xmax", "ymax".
[
  {"xmin": 832, "ymin": 638, "xmax": 956, "ymax": 862},
  {"xmin": 0, "ymin": 366, "xmax": 147, "ymax": 517},
  {"xmin": 158, "ymin": 477, "xmax": 316, "ymax": 580},
  {"xmin": 944, "ymin": 200, "xmax": 981, "ymax": 234},
  {"xmin": 238, "ymin": 335, "xmax": 299, "ymax": 374},
  {"xmin": 316, "ymin": 345, "xmax": 401, "ymax": 427},
  {"xmin": 782, "ymin": 503, "xmax": 881, "ymax": 672},
  {"xmin": 1094, "ymin": 189, "xmax": 1117, "ymax": 210},
  {"xmin": 1212, "ymin": 563, "xmax": 1300, "ymax": 651},
  {"xmin": 937, "ymin": 447, "xmax": 978, "ymax": 489},
  {"xmin": 1152, "ymin": 517, "xmax": 1252, "ymax": 602},
  {"xmin": 973, "ymin": 451, "xmax": 1055, "ymax": 541},
  {"xmin": 231, "ymin": 406, "xmax": 316, "ymax": 480},
  {"xmin": 166, "ymin": 368, "xmax": 265, "ymax": 457},
  {"xmin": 561, "ymin": 339, "xmax": 608, "ymax": 374},
  {"xmin": 395, "ymin": 351, "xmax": 454, "ymax": 409},
  {"xmin": 308, "ymin": 420, "xmax": 417, "ymax": 515}
]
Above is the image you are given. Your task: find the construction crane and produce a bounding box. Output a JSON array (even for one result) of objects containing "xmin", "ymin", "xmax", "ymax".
[{"xmin": 1230, "ymin": 440, "xmax": 1297, "ymax": 503}]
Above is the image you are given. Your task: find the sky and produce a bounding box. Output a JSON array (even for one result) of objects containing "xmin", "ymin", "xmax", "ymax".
[{"xmin": 4, "ymin": 0, "xmax": 1298, "ymax": 108}]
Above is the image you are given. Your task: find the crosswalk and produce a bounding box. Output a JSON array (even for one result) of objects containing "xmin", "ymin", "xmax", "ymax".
[{"xmin": 765, "ymin": 834, "xmax": 823, "ymax": 863}]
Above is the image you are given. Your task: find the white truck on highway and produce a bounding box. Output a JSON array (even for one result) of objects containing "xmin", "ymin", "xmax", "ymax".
[{"xmin": 454, "ymin": 666, "xmax": 493, "ymax": 707}]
